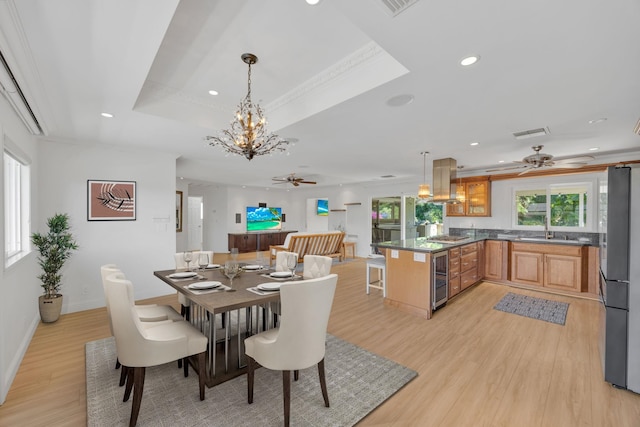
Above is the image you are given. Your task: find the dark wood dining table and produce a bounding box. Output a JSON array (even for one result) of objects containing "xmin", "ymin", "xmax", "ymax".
[{"xmin": 154, "ymin": 265, "xmax": 290, "ymax": 386}]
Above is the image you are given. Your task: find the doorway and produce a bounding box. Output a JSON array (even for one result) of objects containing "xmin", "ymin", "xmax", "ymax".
[{"xmin": 187, "ymin": 196, "xmax": 203, "ymax": 250}]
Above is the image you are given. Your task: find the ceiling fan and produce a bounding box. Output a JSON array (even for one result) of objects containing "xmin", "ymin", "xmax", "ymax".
[
  {"xmin": 272, "ymin": 173, "xmax": 317, "ymax": 187},
  {"xmin": 486, "ymin": 145, "xmax": 595, "ymax": 176}
]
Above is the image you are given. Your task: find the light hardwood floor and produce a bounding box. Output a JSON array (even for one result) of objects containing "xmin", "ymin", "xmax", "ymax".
[{"xmin": 1, "ymin": 256, "xmax": 639, "ymax": 426}]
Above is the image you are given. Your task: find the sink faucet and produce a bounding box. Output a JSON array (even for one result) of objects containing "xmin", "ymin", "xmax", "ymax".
[{"xmin": 544, "ymin": 217, "xmax": 554, "ymax": 239}]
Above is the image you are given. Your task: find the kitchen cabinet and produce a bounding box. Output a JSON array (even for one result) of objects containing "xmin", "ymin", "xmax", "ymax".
[
  {"xmin": 460, "ymin": 242, "xmax": 479, "ymax": 291},
  {"xmin": 228, "ymin": 231, "xmax": 294, "ymax": 253},
  {"xmin": 484, "ymin": 240, "xmax": 509, "ymax": 281},
  {"xmin": 448, "ymin": 247, "xmax": 461, "ymax": 297},
  {"xmin": 446, "ymin": 178, "xmax": 491, "ymax": 217},
  {"xmin": 510, "ymin": 242, "xmax": 587, "ymax": 291}
]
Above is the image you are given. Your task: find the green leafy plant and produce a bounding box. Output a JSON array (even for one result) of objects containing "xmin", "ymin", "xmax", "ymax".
[{"xmin": 31, "ymin": 213, "xmax": 79, "ymax": 298}]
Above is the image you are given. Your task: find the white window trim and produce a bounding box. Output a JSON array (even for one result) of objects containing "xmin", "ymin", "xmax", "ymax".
[
  {"xmin": 511, "ymin": 181, "xmax": 594, "ymax": 232},
  {"xmin": 4, "ymin": 139, "xmax": 32, "ymax": 269}
]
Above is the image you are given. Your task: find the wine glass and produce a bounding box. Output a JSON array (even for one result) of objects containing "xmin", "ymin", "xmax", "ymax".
[
  {"xmin": 224, "ymin": 261, "xmax": 239, "ymax": 288},
  {"xmin": 286, "ymin": 253, "xmax": 298, "ymax": 278},
  {"xmin": 183, "ymin": 251, "xmax": 193, "ymax": 271},
  {"xmin": 198, "ymin": 253, "xmax": 209, "ymax": 272}
]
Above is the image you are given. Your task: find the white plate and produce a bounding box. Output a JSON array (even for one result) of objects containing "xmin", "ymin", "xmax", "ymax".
[
  {"xmin": 243, "ymin": 264, "xmax": 262, "ymax": 270},
  {"xmin": 168, "ymin": 272, "xmax": 198, "ymax": 279},
  {"xmin": 188, "ymin": 281, "xmax": 222, "ymax": 290},
  {"xmin": 270, "ymin": 271, "xmax": 292, "ymax": 278},
  {"xmin": 257, "ymin": 283, "xmax": 282, "ymax": 291},
  {"xmin": 206, "ymin": 264, "xmax": 221, "ymax": 269}
]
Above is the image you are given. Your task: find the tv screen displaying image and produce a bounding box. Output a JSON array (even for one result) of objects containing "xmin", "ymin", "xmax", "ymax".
[
  {"xmin": 246, "ymin": 206, "xmax": 282, "ymax": 231},
  {"xmin": 317, "ymin": 199, "xmax": 328, "ymax": 216}
]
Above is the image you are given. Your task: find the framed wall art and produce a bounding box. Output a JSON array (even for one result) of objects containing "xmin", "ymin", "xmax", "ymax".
[
  {"xmin": 176, "ymin": 190, "xmax": 183, "ymax": 232},
  {"xmin": 87, "ymin": 180, "xmax": 136, "ymax": 221}
]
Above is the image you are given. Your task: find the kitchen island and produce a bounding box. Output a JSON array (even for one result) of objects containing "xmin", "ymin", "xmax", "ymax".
[
  {"xmin": 375, "ymin": 237, "xmax": 485, "ymax": 319},
  {"xmin": 375, "ymin": 235, "xmax": 597, "ymax": 319}
]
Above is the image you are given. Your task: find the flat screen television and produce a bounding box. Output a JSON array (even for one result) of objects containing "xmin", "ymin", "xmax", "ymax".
[
  {"xmin": 246, "ymin": 206, "xmax": 282, "ymax": 231},
  {"xmin": 317, "ymin": 199, "xmax": 328, "ymax": 216}
]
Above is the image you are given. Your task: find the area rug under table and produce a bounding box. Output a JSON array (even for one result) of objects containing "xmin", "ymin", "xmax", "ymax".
[
  {"xmin": 86, "ymin": 335, "xmax": 416, "ymax": 426},
  {"xmin": 493, "ymin": 292, "xmax": 569, "ymax": 325}
]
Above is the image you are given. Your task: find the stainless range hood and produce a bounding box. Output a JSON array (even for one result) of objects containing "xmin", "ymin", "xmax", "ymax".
[{"xmin": 432, "ymin": 158, "xmax": 458, "ymax": 203}]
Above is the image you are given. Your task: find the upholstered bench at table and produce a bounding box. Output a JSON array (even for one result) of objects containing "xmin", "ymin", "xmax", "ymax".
[{"xmin": 269, "ymin": 231, "xmax": 345, "ymax": 267}]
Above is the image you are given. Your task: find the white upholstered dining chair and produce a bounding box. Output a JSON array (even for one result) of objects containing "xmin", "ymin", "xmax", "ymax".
[
  {"xmin": 104, "ymin": 272, "xmax": 208, "ymax": 427},
  {"xmin": 302, "ymin": 255, "xmax": 333, "ymax": 279},
  {"xmin": 245, "ymin": 273, "xmax": 338, "ymax": 427},
  {"xmin": 275, "ymin": 251, "xmax": 298, "ymax": 273}
]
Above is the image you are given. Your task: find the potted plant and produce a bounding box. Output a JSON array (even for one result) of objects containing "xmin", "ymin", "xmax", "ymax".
[{"xmin": 31, "ymin": 213, "xmax": 79, "ymax": 323}]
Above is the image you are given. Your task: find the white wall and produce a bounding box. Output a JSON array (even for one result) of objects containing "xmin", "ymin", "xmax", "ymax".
[
  {"xmin": 37, "ymin": 141, "xmax": 178, "ymax": 313},
  {"xmin": 0, "ymin": 96, "xmax": 41, "ymax": 404}
]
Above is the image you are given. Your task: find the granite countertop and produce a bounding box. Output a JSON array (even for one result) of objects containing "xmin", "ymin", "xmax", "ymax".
[{"xmin": 374, "ymin": 235, "xmax": 591, "ymax": 253}]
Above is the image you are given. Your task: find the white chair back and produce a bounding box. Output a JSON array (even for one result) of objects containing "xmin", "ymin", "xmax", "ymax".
[
  {"xmin": 302, "ymin": 255, "xmax": 332, "ymax": 279},
  {"xmin": 104, "ymin": 272, "xmax": 186, "ymax": 367},
  {"xmin": 257, "ymin": 274, "xmax": 337, "ymax": 370},
  {"xmin": 275, "ymin": 251, "xmax": 298, "ymax": 272}
]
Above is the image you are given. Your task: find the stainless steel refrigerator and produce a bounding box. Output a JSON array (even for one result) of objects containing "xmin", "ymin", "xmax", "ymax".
[{"xmin": 599, "ymin": 165, "xmax": 640, "ymax": 393}]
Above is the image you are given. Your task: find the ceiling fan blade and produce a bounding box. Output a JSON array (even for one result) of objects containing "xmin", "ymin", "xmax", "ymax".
[
  {"xmin": 299, "ymin": 180, "xmax": 317, "ymax": 184},
  {"xmin": 549, "ymin": 162, "xmax": 588, "ymax": 169},
  {"xmin": 517, "ymin": 167, "xmax": 534, "ymax": 176},
  {"xmin": 272, "ymin": 181, "xmax": 287, "ymax": 185},
  {"xmin": 553, "ymin": 156, "xmax": 595, "ymax": 164},
  {"xmin": 293, "ymin": 181, "xmax": 299, "ymax": 187},
  {"xmin": 486, "ymin": 165, "xmax": 527, "ymax": 172}
]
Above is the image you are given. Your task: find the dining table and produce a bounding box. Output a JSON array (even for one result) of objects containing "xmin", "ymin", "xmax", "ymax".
[{"xmin": 153, "ymin": 263, "xmax": 297, "ymax": 387}]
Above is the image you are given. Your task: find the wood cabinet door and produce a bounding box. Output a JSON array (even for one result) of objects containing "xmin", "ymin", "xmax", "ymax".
[
  {"xmin": 446, "ymin": 201, "xmax": 465, "ymax": 216},
  {"xmin": 484, "ymin": 240, "xmax": 504, "ymax": 280},
  {"xmin": 466, "ymin": 181, "xmax": 491, "ymax": 216},
  {"xmin": 449, "ymin": 276, "xmax": 461, "ymax": 297},
  {"xmin": 544, "ymin": 254, "xmax": 581, "ymax": 291},
  {"xmin": 511, "ymin": 251, "xmax": 544, "ymax": 286}
]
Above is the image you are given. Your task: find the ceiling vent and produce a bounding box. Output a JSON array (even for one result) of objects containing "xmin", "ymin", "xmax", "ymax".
[
  {"xmin": 0, "ymin": 50, "xmax": 43, "ymax": 135},
  {"xmin": 513, "ymin": 127, "xmax": 548, "ymax": 140},
  {"xmin": 380, "ymin": 0, "xmax": 420, "ymax": 17}
]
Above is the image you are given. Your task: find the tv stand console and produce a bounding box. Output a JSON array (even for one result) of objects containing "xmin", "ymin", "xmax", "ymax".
[{"xmin": 228, "ymin": 230, "xmax": 296, "ymax": 253}]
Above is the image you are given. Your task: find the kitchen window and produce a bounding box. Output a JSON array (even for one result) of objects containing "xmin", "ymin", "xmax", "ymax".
[
  {"xmin": 513, "ymin": 182, "xmax": 591, "ymax": 231},
  {"xmin": 4, "ymin": 147, "xmax": 31, "ymax": 267}
]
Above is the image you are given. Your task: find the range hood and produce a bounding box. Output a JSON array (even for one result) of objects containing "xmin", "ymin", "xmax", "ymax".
[{"xmin": 432, "ymin": 158, "xmax": 459, "ymax": 203}]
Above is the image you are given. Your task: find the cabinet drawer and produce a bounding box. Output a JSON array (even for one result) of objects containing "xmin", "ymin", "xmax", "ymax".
[
  {"xmin": 450, "ymin": 265, "xmax": 460, "ymax": 279},
  {"xmin": 461, "ymin": 243, "xmax": 477, "ymax": 255},
  {"xmin": 449, "ymin": 257, "xmax": 460, "ymax": 270},
  {"xmin": 460, "ymin": 252, "xmax": 478, "ymax": 273},
  {"xmin": 449, "ymin": 276, "xmax": 461, "ymax": 297},
  {"xmin": 461, "ymin": 270, "xmax": 479, "ymax": 290},
  {"xmin": 449, "ymin": 247, "xmax": 461, "ymax": 258}
]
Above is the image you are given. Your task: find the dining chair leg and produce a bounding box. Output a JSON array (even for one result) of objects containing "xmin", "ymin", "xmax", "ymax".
[
  {"xmin": 123, "ymin": 367, "xmax": 134, "ymax": 402},
  {"xmin": 318, "ymin": 358, "xmax": 330, "ymax": 407},
  {"xmin": 247, "ymin": 356, "xmax": 255, "ymax": 404},
  {"xmin": 197, "ymin": 352, "xmax": 206, "ymax": 401},
  {"xmin": 294, "ymin": 370, "xmax": 299, "ymax": 381},
  {"xmin": 183, "ymin": 357, "xmax": 189, "ymax": 377},
  {"xmin": 129, "ymin": 366, "xmax": 146, "ymax": 427},
  {"xmin": 115, "ymin": 358, "xmax": 121, "ymax": 369},
  {"xmin": 119, "ymin": 364, "xmax": 128, "ymax": 387},
  {"xmin": 178, "ymin": 359, "xmax": 183, "ymax": 368},
  {"xmin": 283, "ymin": 370, "xmax": 291, "ymax": 427}
]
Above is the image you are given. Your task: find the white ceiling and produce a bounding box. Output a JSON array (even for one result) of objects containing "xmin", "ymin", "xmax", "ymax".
[{"xmin": 2, "ymin": 0, "xmax": 640, "ymax": 189}]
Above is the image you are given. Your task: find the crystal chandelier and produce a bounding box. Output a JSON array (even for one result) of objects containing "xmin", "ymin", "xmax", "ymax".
[
  {"xmin": 206, "ymin": 53, "xmax": 290, "ymax": 160},
  {"xmin": 418, "ymin": 151, "xmax": 431, "ymax": 199}
]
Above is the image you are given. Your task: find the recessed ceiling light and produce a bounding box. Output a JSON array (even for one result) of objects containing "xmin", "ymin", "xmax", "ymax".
[
  {"xmin": 460, "ymin": 55, "xmax": 480, "ymax": 66},
  {"xmin": 386, "ymin": 94, "xmax": 414, "ymax": 107},
  {"xmin": 101, "ymin": 112, "xmax": 113, "ymax": 118},
  {"xmin": 588, "ymin": 118, "xmax": 607, "ymax": 124},
  {"xmin": 208, "ymin": 90, "xmax": 219, "ymax": 96},
  {"xmin": 306, "ymin": 0, "xmax": 321, "ymax": 4},
  {"xmin": 470, "ymin": 142, "xmax": 479, "ymax": 146},
  {"xmin": 498, "ymin": 160, "xmax": 505, "ymax": 163},
  {"xmin": 589, "ymin": 147, "xmax": 600, "ymax": 151}
]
